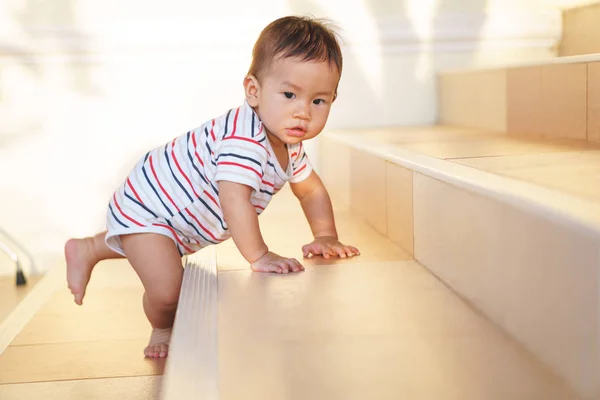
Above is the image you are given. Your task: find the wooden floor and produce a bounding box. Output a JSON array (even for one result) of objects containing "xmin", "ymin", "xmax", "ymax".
[
  {"xmin": 0, "ymin": 187, "xmax": 583, "ymax": 399},
  {"xmin": 0, "ymin": 274, "xmax": 43, "ymax": 327},
  {"xmin": 343, "ymin": 126, "xmax": 600, "ymax": 203}
]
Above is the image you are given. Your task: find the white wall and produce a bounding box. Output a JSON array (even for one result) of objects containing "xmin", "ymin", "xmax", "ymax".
[{"xmin": 0, "ymin": 0, "xmax": 566, "ymax": 274}]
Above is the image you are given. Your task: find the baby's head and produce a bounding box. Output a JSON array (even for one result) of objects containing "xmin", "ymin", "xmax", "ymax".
[{"xmin": 244, "ymin": 16, "xmax": 343, "ymax": 147}]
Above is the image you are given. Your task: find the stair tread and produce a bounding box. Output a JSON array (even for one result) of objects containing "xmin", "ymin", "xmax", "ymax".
[
  {"xmin": 441, "ymin": 52, "xmax": 600, "ymax": 74},
  {"xmin": 327, "ymin": 125, "xmax": 600, "ymax": 235}
]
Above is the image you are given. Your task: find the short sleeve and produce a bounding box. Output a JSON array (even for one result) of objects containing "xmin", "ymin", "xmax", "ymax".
[
  {"xmin": 214, "ymin": 136, "xmax": 267, "ymax": 192},
  {"xmin": 288, "ymin": 142, "xmax": 313, "ymax": 183}
]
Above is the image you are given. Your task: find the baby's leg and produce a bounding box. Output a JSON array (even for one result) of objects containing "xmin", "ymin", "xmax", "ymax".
[
  {"xmin": 65, "ymin": 232, "xmax": 123, "ymax": 305},
  {"xmin": 120, "ymin": 233, "xmax": 183, "ymax": 358}
]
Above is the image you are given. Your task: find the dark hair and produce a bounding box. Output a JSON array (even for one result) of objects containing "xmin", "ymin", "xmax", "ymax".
[{"xmin": 248, "ymin": 16, "xmax": 343, "ymax": 82}]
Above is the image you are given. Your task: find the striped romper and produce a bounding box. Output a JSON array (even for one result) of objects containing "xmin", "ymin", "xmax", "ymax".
[{"xmin": 105, "ymin": 100, "xmax": 313, "ymax": 256}]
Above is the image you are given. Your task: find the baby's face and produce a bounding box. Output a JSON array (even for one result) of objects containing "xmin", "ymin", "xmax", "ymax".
[{"xmin": 254, "ymin": 57, "xmax": 340, "ymax": 147}]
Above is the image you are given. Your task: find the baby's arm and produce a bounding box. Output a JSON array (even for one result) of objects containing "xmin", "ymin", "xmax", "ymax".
[
  {"xmin": 290, "ymin": 172, "xmax": 360, "ymax": 259},
  {"xmin": 219, "ymin": 181, "xmax": 304, "ymax": 273}
]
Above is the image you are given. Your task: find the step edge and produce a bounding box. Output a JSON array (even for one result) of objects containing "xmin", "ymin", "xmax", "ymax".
[{"xmin": 160, "ymin": 247, "xmax": 218, "ymax": 400}]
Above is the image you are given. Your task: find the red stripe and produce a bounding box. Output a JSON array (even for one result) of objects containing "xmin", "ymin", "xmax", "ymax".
[
  {"xmin": 231, "ymin": 107, "xmax": 240, "ymax": 136},
  {"xmin": 185, "ymin": 209, "xmax": 219, "ymax": 241},
  {"xmin": 222, "ymin": 136, "xmax": 266, "ymax": 151},
  {"xmin": 261, "ymin": 179, "xmax": 274, "ymax": 188},
  {"xmin": 210, "ymin": 119, "xmax": 216, "ymax": 142},
  {"xmin": 204, "ymin": 189, "xmax": 220, "ymax": 209},
  {"xmin": 113, "ymin": 194, "xmax": 145, "ymax": 227},
  {"xmin": 291, "ymin": 152, "xmax": 298, "ymax": 158},
  {"xmin": 127, "ymin": 178, "xmax": 143, "ymax": 203},
  {"xmin": 152, "ymin": 223, "xmax": 193, "ymax": 253},
  {"xmin": 258, "ymin": 123, "xmax": 263, "ymax": 135},
  {"xmin": 217, "ymin": 161, "xmax": 262, "ymax": 178},
  {"xmin": 171, "ymin": 144, "xmax": 200, "ymax": 198},
  {"xmin": 149, "ymin": 155, "xmax": 180, "ymax": 212},
  {"xmin": 293, "ymin": 164, "xmax": 307, "ymax": 176},
  {"xmin": 255, "ymin": 205, "xmax": 265, "ymax": 210},
  {"xmin": 191, "ymin": 132, "xmax": 205, "ymax": 167}
]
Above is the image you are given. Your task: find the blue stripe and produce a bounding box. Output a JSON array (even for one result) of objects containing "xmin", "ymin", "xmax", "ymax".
[
  {"xmin": 142, "ymin": 164, "xmax": 174, "ymax": 217},
  {"xmin": 217, "ymin": 152, "xmax": 262, "ymax": 167},
  {"xmin": 222, "ymin": 109, "xmax": 232, "ymax": 139},
  {"xmin": 124, "ymin": 190, "xmax": 158, "ymax": 218},
  {"xmin": 186, "ymin": 132, "xmax": 209, "ymax": 187},
  {"xmin": 251, "ymin": 113, "xmax": 255, "ymax": 137},
  {"xmin": 205, "ymin": 137, "xmax": 212, "ymax": 156},
  {"xmin": 176, "ymin": 211, "xmax": 218, "ymax": 245},
  {"xmin": 109, "ymin": 204, "xmax": 128, "ymax": 228},
  {"xmin": 198, "ymin": 197, "xmax": 226, "ymax": 231},
  {"xmin": 164, "ymin": 144, "xmax": 194, "ymax": 203},
  {"xmin": 166, "ymin": 219, "xmax": 189, "ymax": 238},
  {"xmin": 260, "ymin": 189, "xmax": 274, "ymax": 196}
]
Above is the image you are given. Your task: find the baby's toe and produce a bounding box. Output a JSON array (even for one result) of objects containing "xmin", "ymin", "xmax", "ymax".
[
  {"xmin": 158, "ymin": 344, "xmax": 169, "ymax": 358},
  {"xmin": 145, "ymin": 345, "xmax": 158, "ymax": 358}
]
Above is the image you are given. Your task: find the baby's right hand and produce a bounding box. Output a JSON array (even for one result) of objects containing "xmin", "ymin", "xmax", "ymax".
[{"xmin": 250, "ymin": 251, "xmax": 305, "ymax": 274}]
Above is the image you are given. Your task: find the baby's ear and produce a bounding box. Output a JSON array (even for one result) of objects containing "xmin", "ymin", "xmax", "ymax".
[{"xmin": 243, "ymin": 75, "xmax": 260, "ymax": 107}]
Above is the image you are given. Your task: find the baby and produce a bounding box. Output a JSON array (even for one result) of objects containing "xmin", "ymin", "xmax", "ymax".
[{"xmin": 64, "ymin": 15, "xmax": 360, "ymax": 359}]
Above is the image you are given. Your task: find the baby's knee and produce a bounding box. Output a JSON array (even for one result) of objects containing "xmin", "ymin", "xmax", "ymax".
[{"xmin": 146, "ymin": 289, "xmax": 180, "ymax": 311}]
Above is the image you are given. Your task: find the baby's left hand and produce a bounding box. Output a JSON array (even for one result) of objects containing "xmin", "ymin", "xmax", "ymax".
[{"xmin": 302, "ymin": 236, "xmax": 361, "ymax": 259}]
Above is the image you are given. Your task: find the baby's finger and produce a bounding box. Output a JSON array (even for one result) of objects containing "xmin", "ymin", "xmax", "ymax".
[
  {"xmin": 301, "ymin": 244, "xmax": 312, "ymax": 257},
  {"xmin": 302, "ymin": 244, "xmax": 320, "ymax": 257},
  {"xmin": 251, "ymin": 262, "xmax": 282, "ymax": 274},
  {"xmin": 349, "ymin": 246, "xmax": 361, "ymax": 256},
  {"xmin": 343, "ymin": 246, "xmax": 356, "ymax": 257},
  {"xmin": 332, "ymin": 246, "xmax": 349, "ymax": 258},
  {"xmin": 288, "ymin": 258, "xmax": 304, "ymax": 272},
  {"xmin": 310, "ymin": 244, "xmax": 328, "ymax": 256},
  {"xmin": 277, "ymin": 261, "xmax": 291, "ymax": 274}
]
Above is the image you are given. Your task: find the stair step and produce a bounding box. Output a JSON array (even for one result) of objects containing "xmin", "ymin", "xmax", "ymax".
[
  {"xmin": 560, "ymin": 2, "xmax": 600, "ymax": 56},
  {"xmin": 162, "ymin": 188, "xmax": 580, "ymax": 399},
  {"xmin": 320, "ymin": 125, "xmax": 600, "ymax": 399},
  {"xmin": 438, "ymin": 53, "xmax": 600, "ymax": 143}
]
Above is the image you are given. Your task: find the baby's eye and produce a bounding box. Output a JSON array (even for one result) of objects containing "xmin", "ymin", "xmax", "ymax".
[
  {"xmin": 313, "ymin": 99, "xmax": 326, "ymax": 105},
  {"xmin": 284, "ymin": 92, "xmax": 295, "ymax": 99}
]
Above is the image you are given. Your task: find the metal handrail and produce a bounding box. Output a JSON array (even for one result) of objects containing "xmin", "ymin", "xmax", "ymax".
[{"xmin": 0, "ymin": 227, "xmax": 34, "ymax": 286}]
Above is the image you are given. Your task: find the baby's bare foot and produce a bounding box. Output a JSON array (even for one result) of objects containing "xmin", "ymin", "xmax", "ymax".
[
  {"xmin": 145, "ymin": 327, "xmax": 172, "ymax": 358},
  {"xmin": 65, "ymin": 238, "xmax": 96, "ymax": 305}
]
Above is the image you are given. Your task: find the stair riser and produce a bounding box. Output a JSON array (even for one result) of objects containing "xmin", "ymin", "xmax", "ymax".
[
  {"xmin": 439, "ymin": 61, "xmax": 600, "ymax": 143},
  {"xmin": 414, "ymin": 172, "xmax": 600, "ymax": 399},
  {"xmin": 560, "ymin": 3, "xmax": 600, "ymax": 57}
]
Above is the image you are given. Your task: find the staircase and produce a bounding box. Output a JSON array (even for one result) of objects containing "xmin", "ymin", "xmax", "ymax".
[{"xmin": 320, "ymin": 53, "xmax": 600, "ymax": 400}]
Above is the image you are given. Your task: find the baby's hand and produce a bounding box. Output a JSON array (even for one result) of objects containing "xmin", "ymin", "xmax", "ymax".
[
  {"xmin": 250, "ymin": 251, "xmax": 305, "ymax": 274},
  {"xmin": 302, "ymin": 237, "xmax": 361, "ymax": 259}
]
